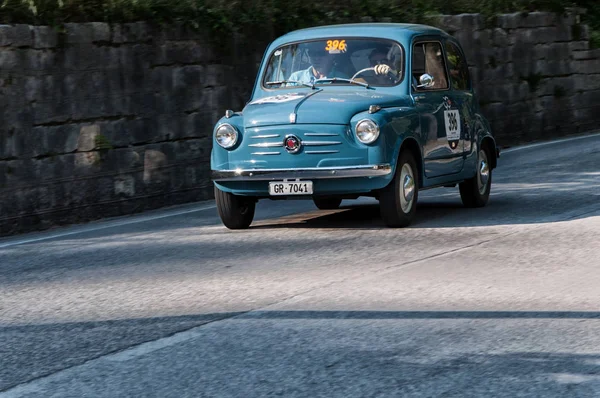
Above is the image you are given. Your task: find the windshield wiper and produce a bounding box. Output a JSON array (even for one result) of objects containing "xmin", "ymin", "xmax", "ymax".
[
  {"xmin": 265, "ymin": 80, "xmax": 315, "ymax": 89},
  {"xmin": 313, "ymin": 77, "xmax": 371, "ymax": 89}
]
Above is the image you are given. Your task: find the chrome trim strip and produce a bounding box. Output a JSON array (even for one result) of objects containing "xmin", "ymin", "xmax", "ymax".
[
  {"xmin": 303, "ymin": 141, "xmax": 342, "ymax": 146},
  {"xmin": 304, "ymin": 133, "xmax": 339, "ymax": 137},
  {"xmin": 248, "ymin": 142, "xmax": 283, "ymax": 148},
  {"xmin": 212, "ymin": 164, "xmax": 392, "ymax": 181},
  {"xmin": 305, "ymin": 150, "xmax": 340, "ymax": 154},
  {"xmin": 251, "ymin": 152, "xmax": 280, "ymax": 156},
  {"xmin": 251, "ymin": 134, "xmax": 280, "ymax": 139}
]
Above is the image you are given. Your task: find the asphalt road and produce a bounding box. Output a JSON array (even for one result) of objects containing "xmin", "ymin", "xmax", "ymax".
[{"xmin": 1, "ymin": 133, "xmax": 600, "ymax": 397}]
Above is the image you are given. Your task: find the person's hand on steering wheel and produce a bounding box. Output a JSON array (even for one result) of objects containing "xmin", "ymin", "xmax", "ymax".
[{"xmin": 373, "ymin": 64, "xmax": 397, "ymax": 77}]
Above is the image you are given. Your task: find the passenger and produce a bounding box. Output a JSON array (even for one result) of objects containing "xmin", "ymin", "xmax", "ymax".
[{"xmin": 288, "ymin": 42, "xmax": 350, "ymax": 85}]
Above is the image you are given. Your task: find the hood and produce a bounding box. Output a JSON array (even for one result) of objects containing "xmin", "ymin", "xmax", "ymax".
[{"xmin": 242, "ymin": 89, "xmax": 411, "ymax": 127}]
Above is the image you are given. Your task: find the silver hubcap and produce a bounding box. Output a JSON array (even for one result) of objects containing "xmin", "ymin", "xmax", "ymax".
[
  {"xmin": 400, "ymin": 163, "xmax": 415, "ymax": 213},
  {"xmin": 477, "ymin": 149, "xmax": 490, "ymax": 195}
]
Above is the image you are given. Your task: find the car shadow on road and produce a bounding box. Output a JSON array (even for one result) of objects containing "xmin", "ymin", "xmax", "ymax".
[{"xmin": 251, "ymin": 187, "xmax": 599, "ymax": 230}]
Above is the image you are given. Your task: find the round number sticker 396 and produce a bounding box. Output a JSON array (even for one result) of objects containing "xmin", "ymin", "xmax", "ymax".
[{"xmin": 444, "ymin": 109, "xmax": 461, "ymax": 149}]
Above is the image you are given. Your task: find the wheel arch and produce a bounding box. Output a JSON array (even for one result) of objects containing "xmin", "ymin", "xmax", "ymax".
[
  {"xmin": 480, "ymin": 136, "xmax": 497, "ymax": 169},
  {"xmin": 473, "ymin": 113, "xmax": 497, "ymax": 170},
  {"xmin": 397, "ymin": 137, "xmax": 423, "ymax": 187}
]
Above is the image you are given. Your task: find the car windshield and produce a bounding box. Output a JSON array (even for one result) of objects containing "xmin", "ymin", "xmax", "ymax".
[{"xmin": 263, "ymin": 38, "xmax": 403, "ymax": 88}]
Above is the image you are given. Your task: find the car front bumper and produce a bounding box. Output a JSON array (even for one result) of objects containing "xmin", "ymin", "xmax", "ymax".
[{"xmin": 211, "ymin": 164, "xmax": 392, "ymax": 182}]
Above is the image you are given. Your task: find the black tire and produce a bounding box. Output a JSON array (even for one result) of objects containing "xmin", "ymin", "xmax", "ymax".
[
  {"xmin": 313, "ymin": 197, "xmax": 342, "ymax": 210},
  {"xmin": 214, "ymin": 186, "xmax": 256, "ymax": 229},
  {"xmin": 379, "ymin": 150, "xmax": 419, "ymax": 227},
  {"xmin": 459, "ymin": 146, "xmax": 492, "ymax": 208}
]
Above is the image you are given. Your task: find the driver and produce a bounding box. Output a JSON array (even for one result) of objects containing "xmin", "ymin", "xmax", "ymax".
[
  {"xmin": 288, "ymin": 42, "xmax": 349, "ymax": 85},
  {"xmin": 367, "ymin": 47, "xmax": 399, "ymax": 84}
]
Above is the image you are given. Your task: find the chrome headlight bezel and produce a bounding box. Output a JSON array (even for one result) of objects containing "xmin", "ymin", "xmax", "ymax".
[
  {"xmin": 355, "ymin": 119, "xmax": 380, "ymax": 144},
  {"xmin": 215, "ymin": 123, "xmax": 239, "ymax": 149}
]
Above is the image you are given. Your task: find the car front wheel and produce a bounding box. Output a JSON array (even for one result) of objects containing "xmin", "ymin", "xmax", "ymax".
[
  {"xmin": 459, "ymin": 147, "xmax": 492, "ymax": 208},
  {"xmin": 379, "ymin": 150, "xmax": 419, "ymax": 227},
  {"xmin": 214, "ymin": 186, "xmax": 256, "ymax": 229}
]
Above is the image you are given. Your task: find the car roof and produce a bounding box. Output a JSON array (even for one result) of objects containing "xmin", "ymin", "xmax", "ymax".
[{"xmin": 271, "ymin": 23, "xmax": 451, "ymax": 47}]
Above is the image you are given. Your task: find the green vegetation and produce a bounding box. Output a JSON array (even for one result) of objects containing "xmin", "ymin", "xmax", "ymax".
[
  {"xmin": 0, "ymin": 0, "xmax": 598, "ymax": 41},
  {"xmin": 591, "ymin": 30, "xmax": 600, "ymax": 48},
  {"xmin": 94, "ymin": 134, "xmax": 113, "ymax": 150}
]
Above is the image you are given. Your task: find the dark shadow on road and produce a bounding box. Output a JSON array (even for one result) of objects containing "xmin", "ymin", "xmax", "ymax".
[{"xmin": 2, "ymin": 310, "xmax": 600, "ymax": 393}]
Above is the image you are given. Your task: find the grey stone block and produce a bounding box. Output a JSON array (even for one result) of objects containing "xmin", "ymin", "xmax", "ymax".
[
  {"xmin": 439, "ymin": 15, "xmax": 462, "ymax": 33},
  {"xmin": 23, "ymin": 49, "xmax": 57, "ymax": 71},
  {"xmin": 491, "ymin": 28, "xmax": 509, "ymax": 48},
  {"xmin": 514, "ymin": 12, "xmax": 558, "ymax": 28},
  {"xmin": 153, "ymin": 41, "xmax": 208, "ymax": 66},
  {"xmin": 555, "ymin": 23, "xmax": 573, "ymax": 42},
  {"xmin": 114, "ymin": 175, "xmax": 136, "ymax": 197},
  {"xmin": 124, "ymin": 92, "xmax": 156, "ymax": 117},
  {"xmin": 443, "ymin": 14, "xmax": 484, "ymax": 33},
  {"xmin": 186, "ymin": 111, "xmax": 217, "ymax": 140},
  {"xmin": 572, "ymin": 60, "xmax": 600, "ymax": 74},
  {"xmin": 30, "ymin": 124, "xmax": 79, "ymax": 156},
  {"xmin": 33, "ymin": 26, "xmax": 58, "ymax": 49},
  {"xmin": 64, "ymin": 23, "xmax": 93, "ymax": 44},
  {"xmin": 96, "ymin": 119, "xmax": 132, "ymax": 148},
  {"xmin": 63, "ymin": 45, "xmax": 112, "ymax": 70},
  {"xmin": 572, "ymin": 49, "xmax": 600, "ymax": 60},
  {"xmin": 13, "ymin": 24, "xmax": 33, "ymax": 47},
  {"xmin": 0, "ymin": 49, "xmax": 19, "ymax": 70},
  {"xmin": 577, "ymin": 89, "xmax": 600, "ymax": 105},
  {"xmin": 534, "ymin": 60, "xmax": 572, "ymax": 76},
  {"xmin": 0, "ymin": 25, "xmax": 14, "ymax": 47},
  {"xmin": 143, "ymin": 148, "xmax": 168, "ymax": 184},
  {"xmin": 31, "ymin": 101, "xmax": 71, "ymax": 125},
  {"xmin": 151, "ymin": 67, "xmax": 174, "ymax": 93},
  {"xmin": 573, "ymin": 74, "xmax": 600, "ymax": 91},
  {"xmin": 545, "ymin": 43, "xmax": 572, "ymax": 62},
  {"xmin": 512, "ymin": 46, "xmax": 536, "ymax": 76},
  {"xmin": 112, "ymin": 22, "xmax": 150, "ymax": 44},
  {"xmin": 569, "ymin": 41, "xmax": 589, "ymax": 51},
  {"xmin": 91, "ymin": 23, "xmax": 111, "ymax": 42},
  {"xmin": 537, "ymin": 77, "xmax": 576, "ymax": 97},
  {"xmin": 173, "ymin": 65, "xmax": 204, "ymax": 89},
  {"xmin": 497, "ymin": 13, "xmax": 520, "ymax": 30},
  {"xmin": 77, "ymin": 124, "xmax": 101, "ymax": 152},
  {"xmin": 154, "ymin": 115, "xmax": 181, "ymax": 141}
]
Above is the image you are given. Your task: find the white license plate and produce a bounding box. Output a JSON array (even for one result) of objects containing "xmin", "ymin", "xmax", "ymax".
[{"xmin": 269, "ymin": 181, "xmax": 313, "ymax": 196}]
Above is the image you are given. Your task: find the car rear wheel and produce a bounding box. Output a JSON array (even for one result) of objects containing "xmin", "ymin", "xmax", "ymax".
[
  {"xmin": 459, "ymin": 147, "xmax": 492, "ymax": 208},
  {"xmin": 379, "ymin": 150, "xmax": 419, "ymax": 227},
  {"xmin": 313, "ymin": 197, "xmax": 342, "ymax": 210},
  {"xmin": 214, "ymin": 186, "xmax": 256, "ymax": 229}
]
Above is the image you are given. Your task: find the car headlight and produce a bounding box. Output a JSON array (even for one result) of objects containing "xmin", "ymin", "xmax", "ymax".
[
  {"xmin": 355, "ymin": 119, "xmax": 380, "ymax": 144},
  {"xmin": 215, "ymin": 124, "xmax": 239, "ymax": 149}
]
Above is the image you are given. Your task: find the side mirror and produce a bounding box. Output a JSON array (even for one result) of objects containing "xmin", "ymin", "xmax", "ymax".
[{"xmin": 417, "ymin": 73, "xmax": 435, "ymax": 88}]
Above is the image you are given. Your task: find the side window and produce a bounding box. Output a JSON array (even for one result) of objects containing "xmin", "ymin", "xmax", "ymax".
[
  {"xmin": 445, "ymin": 42, "xmax": 471, "ymax": 91},
  {"xmin": 412, "ymin": 42, "xmax": 448, "ymax": 91}
]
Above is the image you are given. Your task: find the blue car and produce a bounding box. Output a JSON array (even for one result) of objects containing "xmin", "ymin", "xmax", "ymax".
[{"xmin": 211, "ymin": 23, "xmax": 499, "ymax": 229}]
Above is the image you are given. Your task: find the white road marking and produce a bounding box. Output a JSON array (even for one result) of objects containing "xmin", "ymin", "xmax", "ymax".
[
  {"xmin": 0, "ymin": 203, "xmax": 216, "ymax": 249},
  {"xmin": 501, "ymin": 131, "xmax": 600, "ymax": 154}
]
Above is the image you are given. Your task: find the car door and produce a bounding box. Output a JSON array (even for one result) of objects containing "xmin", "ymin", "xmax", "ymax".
[
  {"xmin": 411, "ymin": 39, "xmax": 464, "ymax": 177},
  {"xmin": 444, "ymin": 39, "xmax": 475, "ymax": 157}
]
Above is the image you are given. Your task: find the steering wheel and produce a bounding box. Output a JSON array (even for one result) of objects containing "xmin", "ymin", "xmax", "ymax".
[
  {"xmin": 351, "ymin": 67, "xmax": 376, "ymax": 81},
  {"xmin": 351, "ymin": 66, "xmax": 397, "ymax": 83}
]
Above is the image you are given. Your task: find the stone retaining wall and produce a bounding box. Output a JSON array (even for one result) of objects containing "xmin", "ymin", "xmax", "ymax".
[
  {"xmin": 1, "ymin": 11, "xmax": 599, "ymax": 236},
  {"xmin": 437, "ymin": 10, "xmax": 600, "ymax": 144}
]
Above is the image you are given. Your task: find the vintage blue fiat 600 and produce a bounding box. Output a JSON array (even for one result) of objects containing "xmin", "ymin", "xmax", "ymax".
[{"xmin": 211, "ymin": 23, "xmax": 499, "ymax": 229}]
